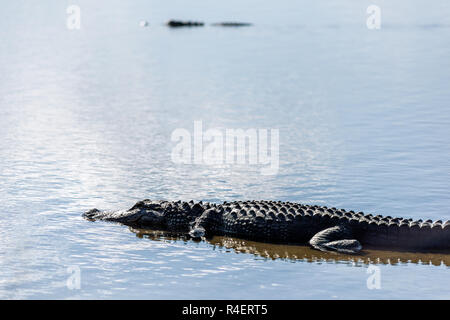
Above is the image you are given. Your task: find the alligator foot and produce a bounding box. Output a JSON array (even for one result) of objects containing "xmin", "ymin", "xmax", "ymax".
[
  {"xmin": 189, "ymin": 226, "xmax": 206, "ymax": 239},
  {"xmin": 309, "ymin": 225, "xmax": 362, "ymax": 254}
]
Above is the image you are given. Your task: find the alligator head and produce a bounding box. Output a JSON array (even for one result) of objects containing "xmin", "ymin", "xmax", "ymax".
[{"xmin": 83, "ymin": 199, "xmax": 205, "ymax": 231}]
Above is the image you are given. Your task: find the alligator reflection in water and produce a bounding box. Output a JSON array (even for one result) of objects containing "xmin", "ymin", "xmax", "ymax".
[{"xmin": 131, "ymin": 228, "xmax": 450, "ymax": 267}]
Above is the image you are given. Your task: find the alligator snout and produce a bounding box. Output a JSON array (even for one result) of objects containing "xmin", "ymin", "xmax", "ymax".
[{"xmin": 83, "ymin": 208, "xmax": 101, "ymax": 220}]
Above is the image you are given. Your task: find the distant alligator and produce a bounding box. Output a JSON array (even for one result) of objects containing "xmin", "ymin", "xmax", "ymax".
[
  {"xmin": 167, "ymin": 20, "xmax": 204, "ymax": 27},
  {"xmin": 83, "ymin": 200, "xmax": 450, "ymax": 254},
  {"xmin": 167, "ymin": 20, "xmax": 252, "ymax": 27}
]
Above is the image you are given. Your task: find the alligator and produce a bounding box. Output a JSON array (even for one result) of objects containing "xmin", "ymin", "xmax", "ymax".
[
  {"xmin": 166, "ymin": 20, "xmax": 252, "ymax": 27},
  {"xmin": 167, "ymin": 20, "xmax": 205, "ymax": 27},
  {"xmin": 83, "ymin": 200, "xmax": 450, "ymax": 254}
]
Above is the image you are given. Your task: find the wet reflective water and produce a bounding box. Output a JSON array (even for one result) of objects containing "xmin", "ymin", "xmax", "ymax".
[{"xmin": 1, "ymin": 1, "xmax": 450, "ymax": 299}]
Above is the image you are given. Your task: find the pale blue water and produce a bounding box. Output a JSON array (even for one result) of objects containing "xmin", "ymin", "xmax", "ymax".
[{"xmin": 0, "ymin": 0, "xmax": 449, "ymax": 299}]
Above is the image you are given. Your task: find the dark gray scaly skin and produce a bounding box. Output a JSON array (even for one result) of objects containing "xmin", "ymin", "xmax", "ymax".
[{"xmin": 83, "ymin": 200, "xmax": 450, "ymax": 254}]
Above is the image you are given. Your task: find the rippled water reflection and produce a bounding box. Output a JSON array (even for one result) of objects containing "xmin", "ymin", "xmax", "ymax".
[
  {"xmin": 1, "ymin": 1, "xmax": 450, "ymax": 299},
  {"xmin": 132, "ymin": 229, "xmax": 450, "ymax": 267}
]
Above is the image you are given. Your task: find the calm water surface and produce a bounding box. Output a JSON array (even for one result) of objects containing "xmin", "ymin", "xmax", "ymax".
[{"xmin": 0, "ymin": 1, "xmax": 449, "ymax": 299}]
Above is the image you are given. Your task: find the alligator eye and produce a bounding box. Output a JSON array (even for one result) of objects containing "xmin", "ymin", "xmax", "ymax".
[{"xmin": 130, "ymin": 200, "xmax": 154, "ymax": 210}]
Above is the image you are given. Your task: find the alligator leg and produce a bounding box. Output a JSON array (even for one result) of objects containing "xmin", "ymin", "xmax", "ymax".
[
  {"xmin": 188, "ymin": 208, "xmax": 221, "ymax": 239},
  {"xmin": 309, "ymin": 225, "xmax": 362, "ymax": 254}
]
